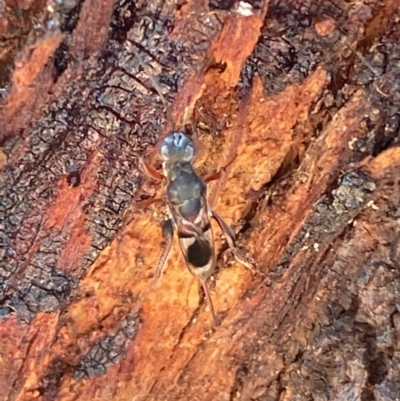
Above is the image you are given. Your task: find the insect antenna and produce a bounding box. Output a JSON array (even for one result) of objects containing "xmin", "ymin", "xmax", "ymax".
[
  {"xmin": 130, "ymin": 46, "xmax": 178, "ymax": 139},
  {"xmin": 131, "ymin": 46, "xmax": 168, "ymax": 107},
  {"xmin": 188, "ymin": 106, "xmax": 201, "ymax": 162}
]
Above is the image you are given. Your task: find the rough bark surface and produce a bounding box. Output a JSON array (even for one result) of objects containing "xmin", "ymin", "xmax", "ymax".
[{"xmin": 1, "ymin": 0, "xmax": 400, "ymax": 400}]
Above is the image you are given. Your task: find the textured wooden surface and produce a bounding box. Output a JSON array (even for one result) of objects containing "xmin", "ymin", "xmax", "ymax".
[{"xmin": 1, "ymin": 0, "xmax": 400, "ymax": 400}]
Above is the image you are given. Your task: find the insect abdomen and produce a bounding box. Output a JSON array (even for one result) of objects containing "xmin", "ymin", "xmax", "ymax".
[
  {"xmin": 187, "ymin": 237, "xmax": 213, "ymax": 267},
  {"xmin": 178, "ymin": 226, "xmax": 216, "ymax": 280}
]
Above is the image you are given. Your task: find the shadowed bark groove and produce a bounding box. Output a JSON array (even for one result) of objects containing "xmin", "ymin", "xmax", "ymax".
[{"xmin": 1, "ymin": 0, "xmax": 400, "ymax": 400}]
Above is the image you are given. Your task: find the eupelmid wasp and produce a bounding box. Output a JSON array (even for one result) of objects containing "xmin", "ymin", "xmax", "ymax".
[
  {"xmin": 137, "ymin": 130, "xmax": 255, "ymax": 325},
  {"xmin": 129, "ymin": 49, "xmax": 255, "ymax": 325}
]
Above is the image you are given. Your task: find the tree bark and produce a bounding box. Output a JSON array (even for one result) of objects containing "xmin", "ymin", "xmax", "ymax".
[{"xmin": 1, "ymin": 0, "xmax": 400, "ymax": 400}]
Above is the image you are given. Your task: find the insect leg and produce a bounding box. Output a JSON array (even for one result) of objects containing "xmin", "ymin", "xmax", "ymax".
[
  {"xmin": 200, "ymin": 279, "xmax": 220, "ymax": 326},
  {"xmin": 130, "ymin": 150, "xmax": 165, "ymax": 181},
  {"xmin": 138, "ymin": 158, "xmax": 165, "ymax": 181},
  {"xmin": 204, "ymin": 154, "xmax": 237, "ymax": 183},
  {"xmin": 211, "ymin": 210, "xmax": 256, "ymax": 272},
  {"xmin": 154, "ymin": 219, "xmax": 174, "ymax": 281},
  {"xmin": 135, "ymin": 197, "xmax": 163, "ymax": 209}
]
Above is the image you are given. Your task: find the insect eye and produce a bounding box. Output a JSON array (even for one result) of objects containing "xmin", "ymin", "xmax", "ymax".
[
  {"xmin": 160, "ymin": 143, "xmax": 170, "ymax": 160},
  {"xmin": 183, "ymin": 143, "xmax": 195, "ymax": 161}
]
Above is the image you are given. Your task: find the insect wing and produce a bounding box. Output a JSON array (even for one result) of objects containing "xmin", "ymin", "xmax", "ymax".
[
  {"xmin": 178, "ymin": 223, "xmax": 215, "ymax": 279},
  {"xmin": 168, "ymin": 199, "xmax": 216, "ymax": 280},
  {"xmin": 170, "ymin": 203, "xmax": 219, "ymax": 325}
]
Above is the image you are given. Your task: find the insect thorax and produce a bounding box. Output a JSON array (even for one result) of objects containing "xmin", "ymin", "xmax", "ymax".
[{"xmin": 165, "ymin": 162, "xmax": 206, "ymax": 214}]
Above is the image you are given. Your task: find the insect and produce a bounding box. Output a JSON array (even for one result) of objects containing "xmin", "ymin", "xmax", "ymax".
[
  {"xmin": 138, "ymin": 132, "xmax": 254, "ymax": 325},
  {"xmin": 66, "ymin": 169, "xmax": 81, "ymax": 187}
]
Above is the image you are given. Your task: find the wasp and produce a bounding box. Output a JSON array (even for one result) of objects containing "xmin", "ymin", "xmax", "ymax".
[{"xmin": 138, "ymin": 132, "xmax": 254, "ymax": 325}]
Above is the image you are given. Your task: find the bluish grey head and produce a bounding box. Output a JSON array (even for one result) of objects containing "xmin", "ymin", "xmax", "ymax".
[{"xmin": 159, "ymin": 132, "xmax": 196, "ymax": 162}]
